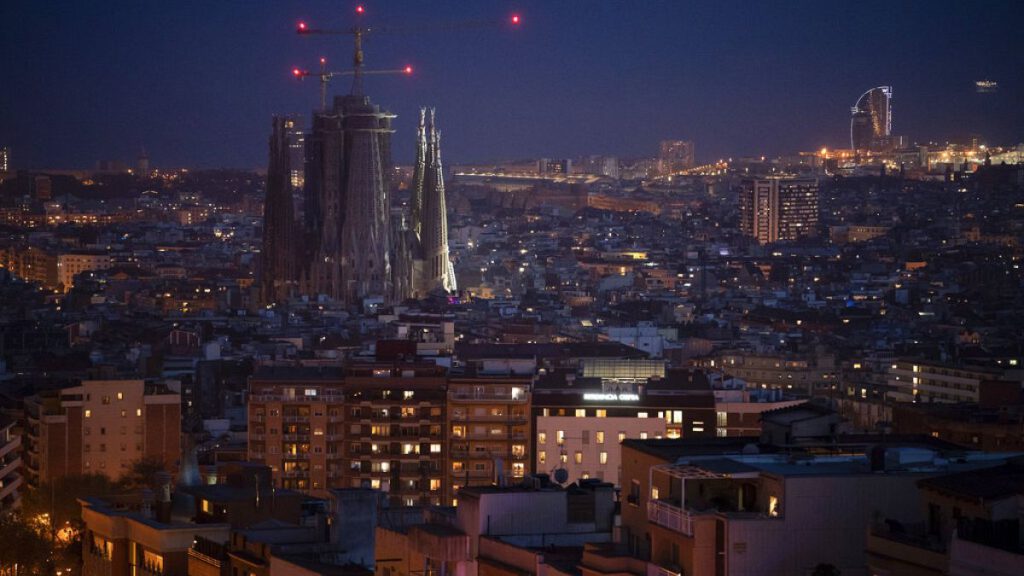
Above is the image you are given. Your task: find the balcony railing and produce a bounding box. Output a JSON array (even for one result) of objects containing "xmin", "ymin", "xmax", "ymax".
[{"xmin": 647, "ymin": 499, "xmax": 695, "ymax": 536}]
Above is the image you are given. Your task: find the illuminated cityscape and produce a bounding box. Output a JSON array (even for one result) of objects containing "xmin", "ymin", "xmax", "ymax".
[{"xmin": 1, "ymin": 2, "xmax": 1024, "ymax": 576}]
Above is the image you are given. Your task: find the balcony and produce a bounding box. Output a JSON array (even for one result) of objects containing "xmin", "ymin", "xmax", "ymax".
[
  {"xmin": 451, "ymin": 392, "xmax": 527, "ymax": 403},
  {"xmin": 646, "ymin": 499, "xmax": 695, "ymax": 536}
]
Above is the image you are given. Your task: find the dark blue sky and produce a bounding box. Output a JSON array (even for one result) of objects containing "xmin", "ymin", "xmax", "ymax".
[{"xmin": 2, "ymin": 1, "xmax": 1022, "ymax": 169}]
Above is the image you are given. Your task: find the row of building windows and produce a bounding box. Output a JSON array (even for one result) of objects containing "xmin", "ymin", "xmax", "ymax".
[{"xmin": 537, "ymin": 450, "xmax": 609, "ymax": 465}]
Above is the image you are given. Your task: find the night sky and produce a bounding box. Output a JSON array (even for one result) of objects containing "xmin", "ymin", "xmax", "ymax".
[{"xmin": 2, "ymin": 0, "xmax": 1023, "ymax": 170}]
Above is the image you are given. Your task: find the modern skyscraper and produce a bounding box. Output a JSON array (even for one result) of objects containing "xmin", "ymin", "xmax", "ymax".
[
  {"xmin": 261, "ymin": 116, "xmax": 298, "ymax": 304},
  {"xmin": 850, "ymin": 86, "xmax": 892, "ymax": 151},
  {"xmin": 0, "ymin": 147, "xmax": 9, "ymax": 172},
  {"xmin": 658, "ymin": 140, "xmax": 694, "ymax": 175},
  {"xmin": 136, "ymin": 147, "xmax": 150, "ymax": 176},
  {"xmin": 740, "ymin": 178, "xmax": 819, "ymax": 244}
]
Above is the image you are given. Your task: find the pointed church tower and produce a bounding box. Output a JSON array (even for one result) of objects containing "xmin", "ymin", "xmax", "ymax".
[{"xmin": 418, "ymin": 109, "xmax": 457, "ymax": 293}]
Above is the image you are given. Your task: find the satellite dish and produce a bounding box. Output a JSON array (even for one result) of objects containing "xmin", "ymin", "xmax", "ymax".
[{"xmin": 553, "ymin": 467, "xmax": 569, "ymax": 485}]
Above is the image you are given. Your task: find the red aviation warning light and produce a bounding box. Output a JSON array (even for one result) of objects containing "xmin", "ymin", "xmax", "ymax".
[
  {"xmin": 356, "ymin": 5, "xmax": 365, "ymax": 14},
  {"xmin": 404, "ymin": 65, "xmax": 413, "ymax": 74},
  {"xmin": 511, "ymin": 14, "xmax": 520, "ymax": 25},
  {"xmin": 297, "ymin": 21, "xmax": 308, "ymax": 32},
  {"xmin": 292, "ymin": 68, "xmax": 304, "ymax": 77}
]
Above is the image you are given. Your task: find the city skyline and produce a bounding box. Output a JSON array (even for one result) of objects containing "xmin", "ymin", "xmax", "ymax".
[{"xmin": 2, "ymin": 0, "xmax": 1023, "ymax": 169}]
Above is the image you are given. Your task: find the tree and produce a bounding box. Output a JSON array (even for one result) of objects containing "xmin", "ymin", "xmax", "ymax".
[
  {"xmin": 0, "ymin": 511, "xmax": 54, "ymax": 576},
  {"xmin": 20, "ymin": 473, "xmax": 121, "ymax": 530},
  {"xmin": 121, "ymin": 457, "xmax": 170, "ymax": 492}
]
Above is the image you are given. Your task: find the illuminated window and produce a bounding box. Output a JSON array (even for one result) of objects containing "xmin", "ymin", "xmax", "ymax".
[
  {"xmin": 651, "ymin": 486, "xmax": 659, "ymax": 500},
  {"xmin": 201, "ymin": 499, "xmax": 212, "ymax": 513},
  {"xmin": 637, "ymin": 412, "xmax": 648, "ymax": 418},
  {"xmin": 575, "ymin": 409, "xmax": 586, "ymax": 417},
  {"xmin": 618, "ymin": 432, "xmax": 626, "ymax": 443},
  {"xmin": 769, "ymin": 495, "xmax": 780, "ymax": 517},
  {"xmin": 512, "ymin": 463, "xmax": 525, "ymax": 477},
  {"xmin": 452, "ymin": 461, "xmax": 464, "ymax": 472},
  {"xmin": 596, "ymin": 409, "xmax": 607, "ymax": 418},
  {"xmin": 403, "ymin": 391, "xmax": 414, "ymax": 400},
  {"xmin": 639, "ymin": 432, "xmax": 648, "ymax": 440},
  {"xmin": 574, "ymin": 451, "xmax": 583, "ymax": 464},
  {"xmin": 557, "ymin": 430, "xmax": 565, "ymax": 445},
  {"xmin": 430, "ymin": 443, "xmax": 442, "ymax": 453},
  {"xmin": 430, "ymin": 478, "xmax": 441, "ymax": 491},
  {"xmin": 599, "ymin": 451, "xmax": 608, "ymax": 464},
  {"xmin": 595, "ymin": 431, "xmax": 605, "ymax": 444},
  {"xmin": 539, "ymin": 451, "xmax": 546, "ymax": 464},
  {"xmin": 560, "ymin": 453, "xmax": 568, "ymax": 464},
  {"xmin": 85, "ymin": 410, "xmax": 92, "ymax": 418},
  {"xmin": 538, "ymin": 431, "xmax": 546, "ymax": 444},
  {"xmin": 116, "ymin": 392, "xmax": 123, "ymax": 401}
]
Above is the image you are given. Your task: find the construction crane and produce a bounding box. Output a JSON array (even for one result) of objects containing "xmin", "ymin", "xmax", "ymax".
[
  {"xmin": 296, "ymin": 4, "xmax": 521, "ymax": 95},
  {"xmin": 292, "ymin": 57, "xmax": 413, "ymax": 111}
]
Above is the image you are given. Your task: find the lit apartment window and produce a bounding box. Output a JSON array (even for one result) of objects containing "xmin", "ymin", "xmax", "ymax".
[
  {"xmin": 637, "ymin": 412, "xmax": 648, "ymax": 418},
  {"xmin": 511, "ymin": 387, "xmax": 523, "ymax": 400},
  {"xmin": 575, "ymin": 409, "xmax": 586, "ymax": 417},
  {"xmin": 692, "ymin": 421, "xmax": 705, "ymax": 433},
  {"xmin": 560, "ymin": 453, "xmax": 568, "ymax": 464},
  {"xmin": 639, "ymin": 432, "xmax": 648, "ymax": 440},
  {"xmin": 574, "ymin": 451, "xmax": 583, "ymax": 464},
  {"xmin": 452, "ymin": 461, "xmax": 464, "ymax": 471},
  {"xmin": 618, "ymin": 432, "xmax": 626, "ymax": 443},
  {"xmin": 85, "ymin": 410, "xmax": 92, "ymax": 418},
  {"xmin": 304, "ymin": 389, "xmax": 317, "ymax": 397},
  {"xmin": 539, "ymin": 451, "xmax": 546, "ymax": 464},
  {"xmin": 716, "ymin": 412, "xmax": 727, "ymax": 427},
  {"xmin": 116, "ymin": 392, "xmax": 123, "ymax": 401},
  {"xmin": 557, "ymin": 430, "xmax": 565, "ymax": 445},
  {"xmin": 452, "ymin": 426, "xmax": 465, "ymax": 438},
  {"xmin": 538, "ymin": 431, "xmax": 546, "ymax": 444},
  {"xmin": 596, "ymin": 409, "xmax": 607, "ymax": 418},
  {"xmin": 430, "ymin": 443, "xmax": 442, "ymax": 453},
  {"xmin": 542, "ymin": 408, "xmax": 550, "ymax": 417},
  {"xmin": 651, "ymin": 486, "xmax": 659, "ymax": 500},
  {"xmin": 430, "ymin": 479, "xmax": 441, "ymax": 491},
  {"xmin": 596, "ymin": 431, "xmax": 605, "ymax": 444}
]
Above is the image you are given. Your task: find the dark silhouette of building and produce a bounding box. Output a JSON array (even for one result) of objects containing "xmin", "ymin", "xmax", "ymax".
[
  {"xmin": 301, "ymin": 93, "xmax": 394, "ymax": 305},
  {"xmin": 260, "ymin": 116, "xmax": 298, "ymax": 304}
]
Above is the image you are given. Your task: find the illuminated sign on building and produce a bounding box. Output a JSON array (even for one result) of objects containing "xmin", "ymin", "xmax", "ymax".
[{"xmin": 582, "ymin": 393, "xmax": 640, "ymax": 402}]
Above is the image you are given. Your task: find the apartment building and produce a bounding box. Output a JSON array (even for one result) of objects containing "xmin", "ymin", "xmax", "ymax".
[
  {"xmin": 532, "ymin": 369, "xmax": 716, "ymax": 488},
  {"xmin": 617, "ymin": 437, "xmax": 1021, "ymax": 576},
  {"xmin": 24, "ymin": 379, "xmax": 181, "ymax": 484},
  {"xmin": 887, "ymin": 359, "xmax": 1010, "ymax": 403},
  {"xmin": 0, "ymin": 416, "xmax": 22, "ymax": 510},
  {"xmin": 247, "ymin": 363, "xmax": 449, "ymax": 506},
  {"xmin": 446, "ymin": 375, "xmax": 532, "ymax": 505}
]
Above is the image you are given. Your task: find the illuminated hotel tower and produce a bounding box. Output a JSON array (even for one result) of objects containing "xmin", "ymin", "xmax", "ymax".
[{"xmin": 850, "ymin": 86, "xmax": 892, "ymax": 152}]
